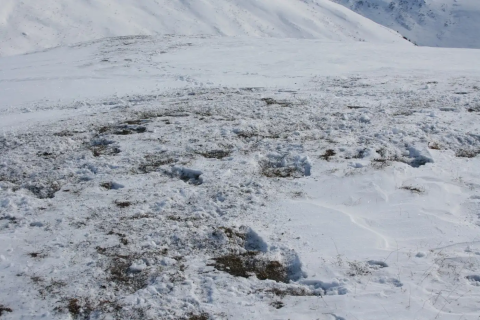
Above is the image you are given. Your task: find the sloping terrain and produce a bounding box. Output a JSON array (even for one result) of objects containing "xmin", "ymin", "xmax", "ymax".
[
  {"xmin": 1, "ymin": 36, "xmax": 480, "ymax": 319},
  {"xmin": 332, "ymin": 0, "xmax": 480, "ymax": 48},
  {"xmin": 0, "ymin": 0, "xmax": 407, "ymax": 56}
]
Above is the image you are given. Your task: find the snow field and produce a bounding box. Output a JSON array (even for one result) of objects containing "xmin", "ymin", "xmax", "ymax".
[
  {"xmin": 0, "ymin": 0, "xmax": 480, "ymax": 318},
  {"xmin": 1, "ymin": 63, "xmax": 480, "ymax": 318}
]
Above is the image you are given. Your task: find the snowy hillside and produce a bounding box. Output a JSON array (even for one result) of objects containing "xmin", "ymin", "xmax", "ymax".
[
  {"xmin": 331, "ymin": 0, "xmax": 480, "ymax": 48},
  {"xmin": 1, "ymin": 1, "xmax": 480, "ymax": 319},
  {"xmin": 1, "ymin": 35, "xmax": 480, "ymax": 319},
  {"xmin": 0, "ymin": 0, "xmax": 407, "ymax": 56}
]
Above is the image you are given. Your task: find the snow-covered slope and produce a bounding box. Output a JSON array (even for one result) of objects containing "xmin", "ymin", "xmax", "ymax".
[
  {"xmin": 0, "ymin": 0, "xmax": 407, "ymax": 56},
  {"xmin": 331, "ymin": 0, "xmax": 480, "ymax": 48}
]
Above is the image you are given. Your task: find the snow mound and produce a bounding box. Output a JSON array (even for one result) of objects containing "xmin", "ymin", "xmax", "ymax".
[{"xmin": 0, "ymin": 0, "xmax": 407, "ymax": 56}]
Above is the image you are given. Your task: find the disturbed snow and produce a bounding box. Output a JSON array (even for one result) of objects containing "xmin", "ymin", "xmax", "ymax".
[{"xmin": 1, "ymin": 36, "xmax": 480, "ymax": 319}]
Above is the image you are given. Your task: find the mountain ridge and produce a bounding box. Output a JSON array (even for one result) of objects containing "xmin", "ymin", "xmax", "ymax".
[
  {"xmin": 331, "ymin": 0, "xmax": 480, "ymax": 48},
  {"xmin": 0, "ymin": 0, "xmax": 407, "ymax": 56}
]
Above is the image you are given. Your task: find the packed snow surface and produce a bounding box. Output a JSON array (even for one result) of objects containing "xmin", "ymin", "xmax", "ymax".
[
  {"xmin": 332, "ymin": 0, "xmax": 480, "ymax": 48},
  {"xmin": 1, "ymin": 36, "xmax": 480, "ymax": 319},
  {"xmin": 0, "ymin": 0, "xmax": 408, "ymax": 56}
]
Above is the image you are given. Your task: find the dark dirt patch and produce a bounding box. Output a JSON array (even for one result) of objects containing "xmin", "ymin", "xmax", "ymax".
[
  {"xmin": 99, "ymin": 123, "xmax": 147, "ymax": 135},
  {"xmin": 95, "ymin": 246, "xmax": 109, "ymax": 255},
  {"xmin": 28, "ymin": 252, "xmax": 46, "ymax": 258},
  {"xmin": 347, "ymin": 261, "xmax": 372, "ymax": 276},
  {"xmin": 259, "ymin": 156, "xmax": 308, "ymax": 178},
  {"xmin": 124, "ymin": 119, "xmax": 149, "ymax": 125},
  {"xmin": 55, "ymin": 294, "xmax": 123, "ymax": 318},
  {"xmin": 100, "ymin": 182, "xmax": 123, "ymax": 190},
  {"xmin": 320, "ymin": 149, "xmax": 336, "ymax": 161},
  {"xmin": 38, "ymin": 280, "xmax": 67, "ymax": 298},
  {"xmin": 347, "ymin": 260, "xmax": 389, "ymax": 277},
  {"xmin": 108, "ymin": 230, "xmax": 129, "ymax": 245},
  {"xmin": 352, "ymin": 149, "xmax": 367, "ymax": 159},
  {"xmin": 100, "ymin": 182, "xmax": 114, "ymax": 190},
  {"xmin": 261, "ymin": 98, "xmax": 291, "ymax": 107},
  {"xmin": 237, "ymin": 130, "xmax": 279, "ymax": 140},
  {"xmin": 138, "ymin": 154, "xmax": 177, "ymax": 173},
  {"xmin": 218, "ymin": 227, "xmax": 246, "ymax": 241},
  {"xmin": 211, "ymin": 252, "xmax": 288, "ymax": 283},
  {"xmin": 467, "ymin": 106, "xmax": 480, "ymax": 112},
  {"xmin": 37, "ymin": 151, "xmax": 55, "ymax": 158},
  {"xmin": 120, "ymin": 213, "xmax": 154, "ymax": 221},
  {"xmin": 163, "ymin": 112, "xmax": 190, "ymax": 118},
  {"xmin": 113, "ymin": 129, "xmax": 134, "ymax": 135},
  {"xmin": 266, "ymin": 287, "xmax": 316, "ymax": 298},
  {"xmin": 31, "ymin": 276, "xmax": 43, "ymax": 284},
  {"xmin": 92, "ymin": 145, "xmax": 121, "ymax": 157},
  {"xmin": 374, "ymin": 154, "xmax": 431, "ymax": 168},
  {"xmin": 347, "ymin": 105, "xmax": 366, "ymax": 109},
  {"xmin": 98, "ymin": 126, "xmax": 110, "ymax": 134},
  {"xmin": 0, "ymin": 216, "xmax": 17, "ymax": 224},
  {"xmin": 270, "ymin": 301, "xmax": 284, "ymax": 309},
  {"xmin": 428, "ymin": 142, "xmax": 442, "ymax": 150},
  {"xmin": 371, "ymin": 158, "xmax": 390, "ymax": 169},
  {"xmin": 63, "ymin": 298, "xmax": 104, "ymax": 319},
  {"xmin": 0, "ymin": 305, "xmax": 13, "ymax": 316},
  {"xmin": 235, "ymin": 130, "xmax": 260, "ymax": 139},
  {"xmin": 108, "ymin": 257, "xmax": 149, "ymax": 293},
  {"xmin": 456, "ymin": 149, "xmax": 480, "ymax": 158},
  {"xmin": 113, "ymin": 126, "xmax": 146, "ymax": 135},
  {"xmin": 166, "ymin": 215, "xmax": 186, "ymax": 222},
  {"xmin": 115, "ymin": 201, "xmax": 132, "ymax": 208},
  {"xmin": 68, "ymin": 299, "xmax": 82, "ymax": 317},
  {"xmin": 186, "ymin": 313, "xmax": 210, "ymax": 320},
  {"xmin": 25, "ymin": 182, "xmax": 61, "ymax": 199},
  {"xmin": 53, "ymin": 130, "xmax": 78, "ymax": 137},
  {"xmin": 400, "ymin": 186, "xmax": 425, "ymax": 193},
  {"xmin": 260, "ymin": 163, "xmax": 301, "ymax": 178},
  {"xmin": 197, "ymin": 149, "xmax": 231, "ymax": 159},
  {"xmin": 89, "ymin": 139, "xmax": 121, "ymax": 157}
]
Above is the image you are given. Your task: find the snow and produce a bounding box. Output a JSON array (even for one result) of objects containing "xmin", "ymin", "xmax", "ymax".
[
  {"xmin": 0, "ymin": 0, "xmax": 409, "ymax": 57},
  {"xmin": 1, "ymin": 35, "xmax": 480, "ymax": 319},
  {"xmin": 332, "ymin": 0, "xmax": 480, "ymax": 48},
  {"xmin": 4, "ymin": 35, "xmax": 480, "ymax": 113}
]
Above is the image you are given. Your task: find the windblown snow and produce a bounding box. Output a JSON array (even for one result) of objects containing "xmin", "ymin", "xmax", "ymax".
[
  {"xmin": 1, "ymin": 35, "xmax": 480, "ymax": 319},
  {"xmin": 0, "ymin": 0, "xmax": 407, "ymax": 57}
]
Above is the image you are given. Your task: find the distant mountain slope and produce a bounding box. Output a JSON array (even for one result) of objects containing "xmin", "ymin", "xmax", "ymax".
[
  {"xmin": 331, "ymin": 0, "xmax": 480, "ymax": 48},
  {"xmin": 0, "ymin": 0, "xmax": 407, "ymax": 56}
]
